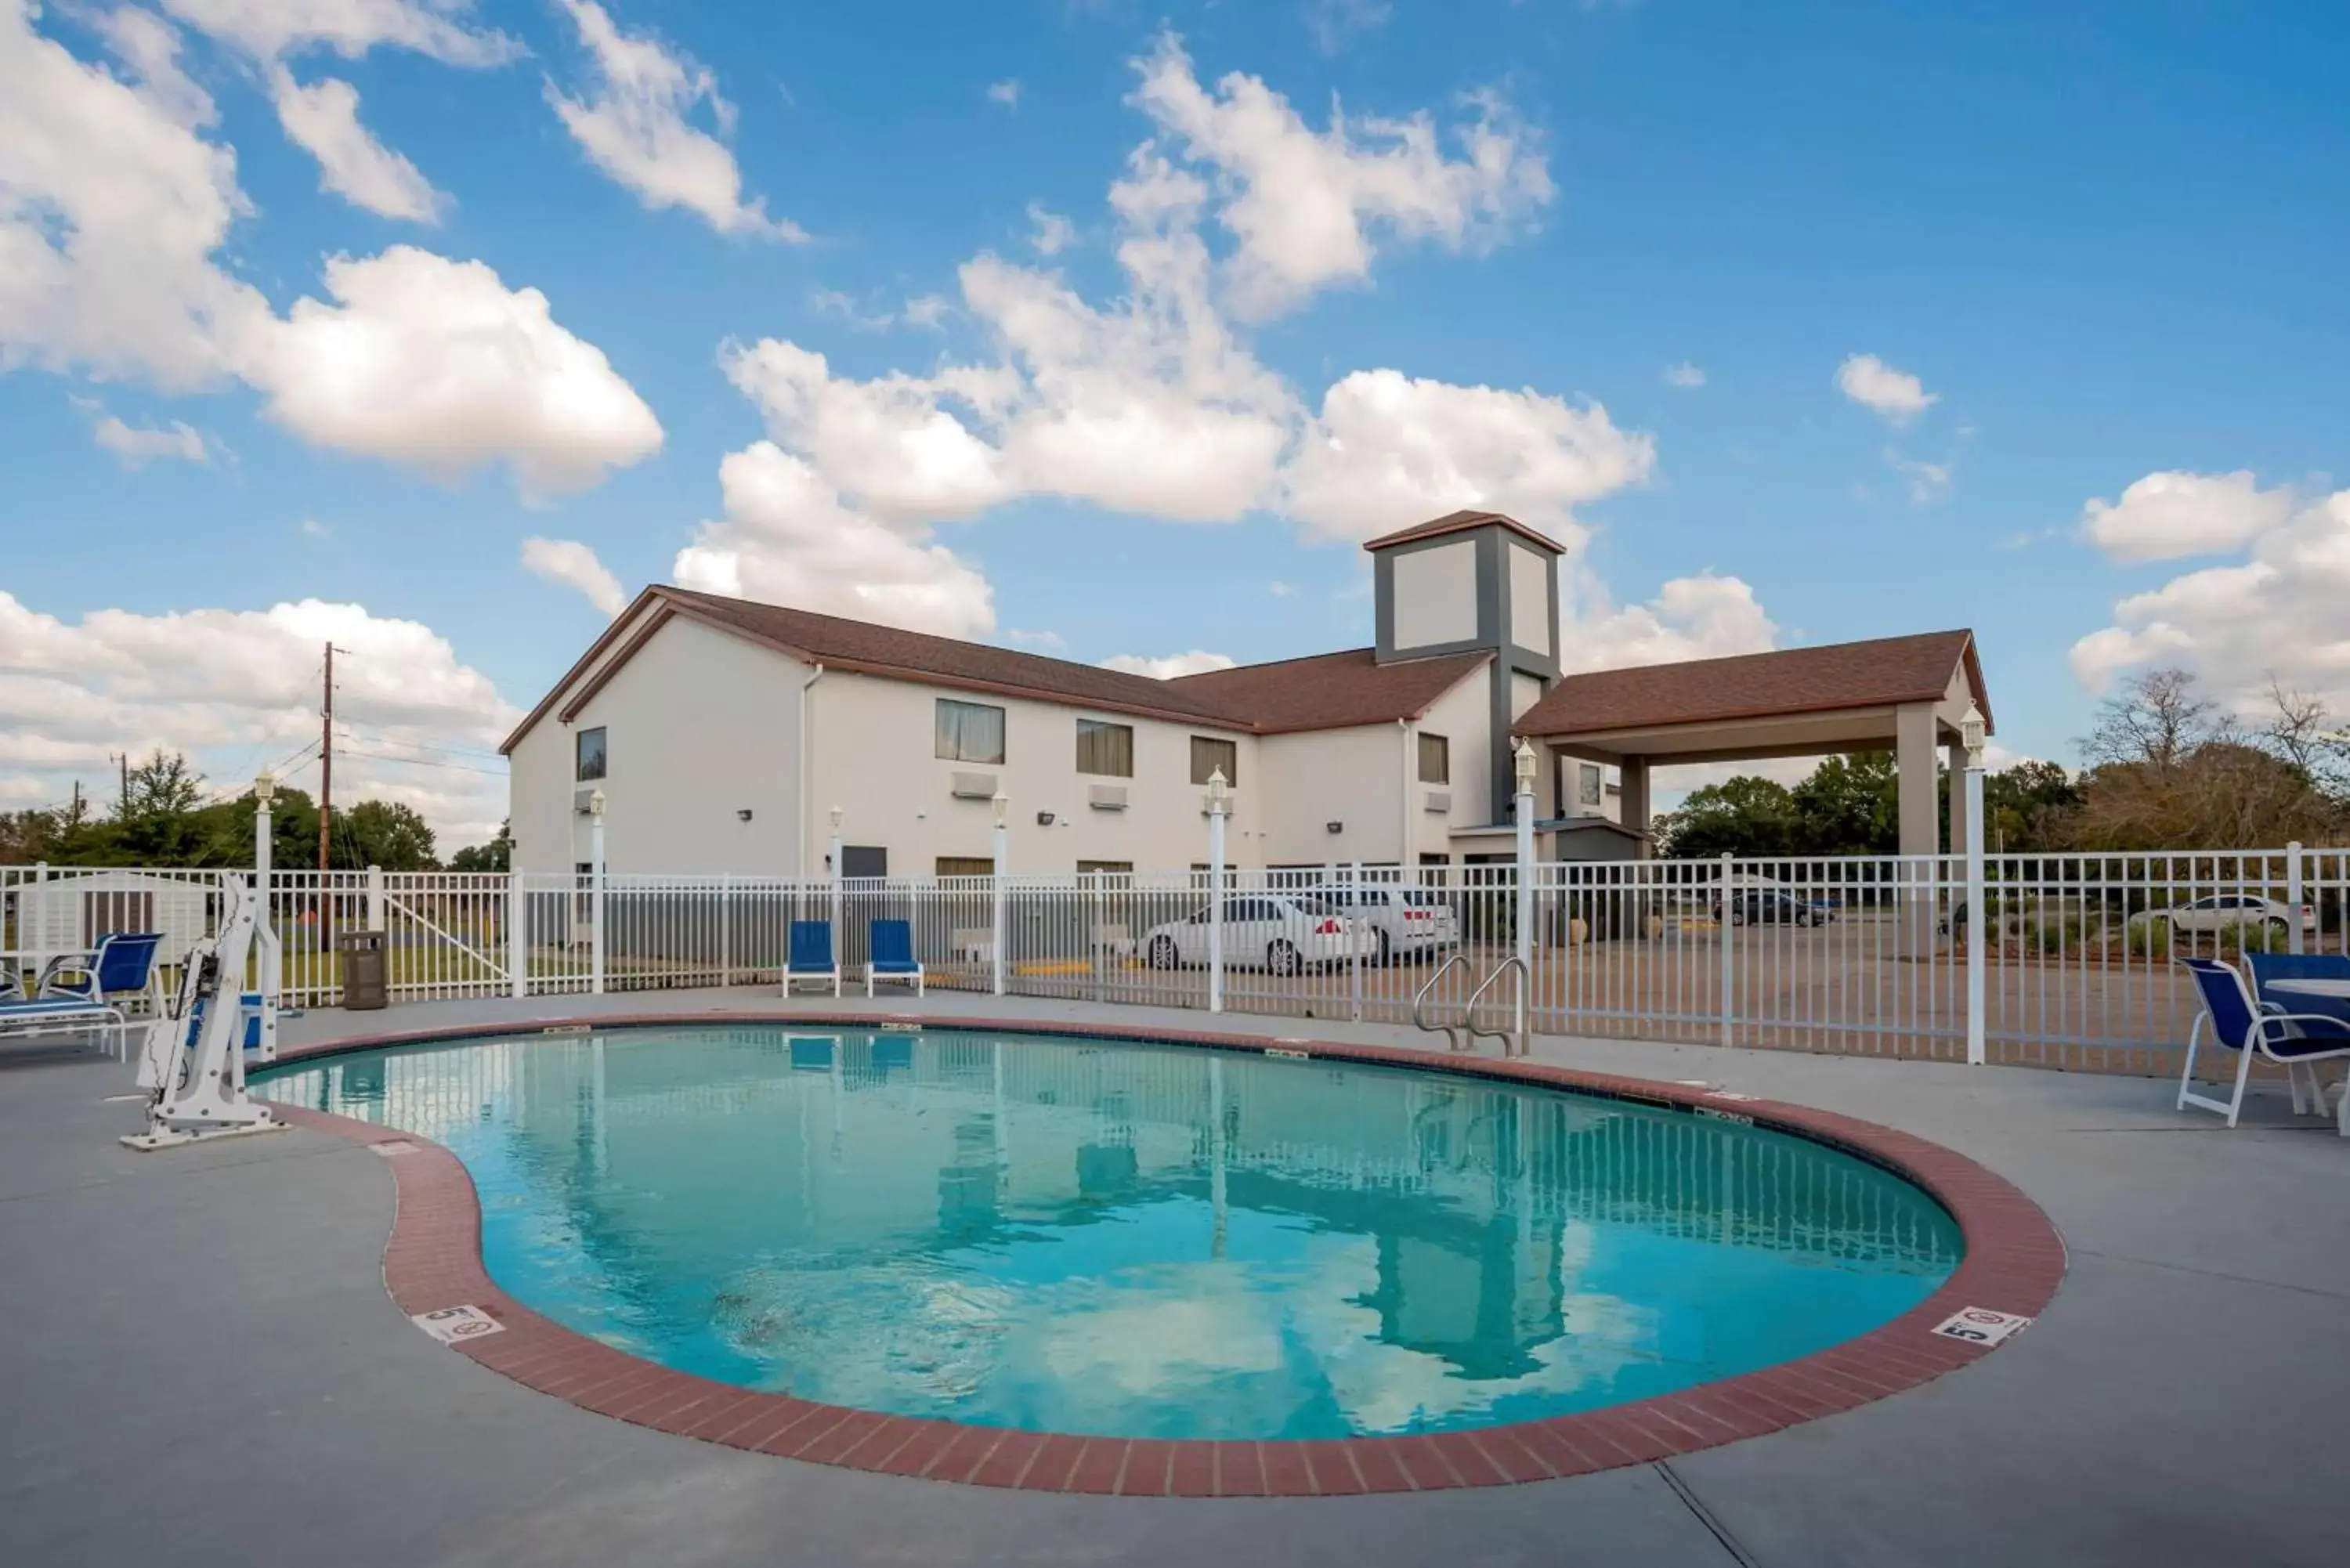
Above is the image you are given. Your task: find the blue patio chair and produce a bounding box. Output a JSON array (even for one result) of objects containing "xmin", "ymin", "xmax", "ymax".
[
  {"xmin": 866, "ymin": 919, "xmax": 924, "ymax": 997},
  {"xmin": 2243, "ymin": 952, "xmax": 2350, "ymax": 1118},
  {"xmin": 38, "ymin": 932, "xmax": 164, "ymax": 1017},
  {"xmin": 784, "ymin": 919, "xmax": 840, "ymax": 997},
  {"xmin": 2177, "ymin": 956, "xmax": 2350, "ymax": 1135}
]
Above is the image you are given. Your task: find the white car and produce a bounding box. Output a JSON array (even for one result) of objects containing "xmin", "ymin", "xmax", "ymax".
[
  {"xmin": 1142, "ymin": 894, "xmax": 1379, "ymax": 976},
  {"xmin": 1311, "ymin": 883, "xmax": 1459, "ymax": 963},
  {"xmin": 2142, "ymin": 894, "xmax": 2316, "ymax": 936}
]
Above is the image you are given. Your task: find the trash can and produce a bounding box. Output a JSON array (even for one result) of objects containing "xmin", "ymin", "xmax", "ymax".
[{"xmin": 338, "ymin": 930, "xmax": 389, "ymax": 1010}]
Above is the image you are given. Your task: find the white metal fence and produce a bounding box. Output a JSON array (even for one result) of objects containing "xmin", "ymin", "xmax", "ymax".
[{"xmin": 5, "ymin": 846, "xmax": 2345, "ymax": 1075}]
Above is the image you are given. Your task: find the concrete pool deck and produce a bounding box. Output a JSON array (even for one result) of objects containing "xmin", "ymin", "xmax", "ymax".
[{"xmin": 5, "ymin": 992, "xmax": 2346, "ymax": 1566}]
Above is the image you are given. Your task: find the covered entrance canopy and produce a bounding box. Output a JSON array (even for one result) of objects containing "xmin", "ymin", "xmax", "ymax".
[{"xmin": 1512, "ymin": 630, "xmax": 1992, "ymax": 859}]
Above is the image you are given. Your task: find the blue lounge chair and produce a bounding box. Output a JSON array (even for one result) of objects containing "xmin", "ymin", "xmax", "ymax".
[
  {"xmin": 2243, "ymin": 952, "xmax": 2350, "ymax": 1119},
  {"xmin": 38, "ymin": 932, "xmax": 164, "ymax": 1017},
  {"xmin": 2178, "ymin": 956, "xmax": 2350, "ymax": 1134},
  {"xmin": 785, "ymin": 920, "xmax": 840, "ymax": 996},
  {"xmin": 866, "ymin": 919, "xmax": 924, "ymax": 996}
]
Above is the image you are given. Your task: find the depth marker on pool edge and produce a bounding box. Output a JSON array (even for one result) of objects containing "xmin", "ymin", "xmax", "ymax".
[
  {"xmin": 412, "ymin": 1306, "xmax": 505, "ymax": 1345},
  {"xmin": 1931, "ymin": 1307, "xmax": 2033, "ymax": 1347}
]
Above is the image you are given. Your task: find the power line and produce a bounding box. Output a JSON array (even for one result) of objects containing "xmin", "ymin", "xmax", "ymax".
[{"xmin": 336, "ymin": 748, "xmax": 509, "ymax": 778}]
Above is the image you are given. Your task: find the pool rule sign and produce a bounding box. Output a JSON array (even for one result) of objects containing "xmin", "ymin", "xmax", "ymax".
[
  {"xmin": 411, "ymin": 1305, "xmax": 506, "ymax": 1345},
  {"xmin": 1931, "ymin": 1306, "xmax": 2033, "ymax": 1347}
]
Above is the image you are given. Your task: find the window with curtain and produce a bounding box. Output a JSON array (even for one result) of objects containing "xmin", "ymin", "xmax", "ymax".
[
  {"xmin": 1417, "ymin": 732, "xmax": 1449, "ymax": 784},
  {"xmin": 1190, "ymin": 735, "xmax": 1238, "ymax": 786},
  {"xmin": 1579, "ymin": 762, "xmax": 1603, "ymax": 806},
  {"xmin": 1076, "ymin": 718, "xmax": 1133, "ymax": 777},
  {"xmin": 575, "ymin": 726, "xmax": 606, "ymax": 782},
  {"xmin": 935, "ymin": 699, "xmax": 1007, "ymax": 763}
]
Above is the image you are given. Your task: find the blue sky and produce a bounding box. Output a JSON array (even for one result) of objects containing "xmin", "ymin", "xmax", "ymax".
[{"xmin": 3, "ymin": 0, "xmax": 2345, "ymax": 844}]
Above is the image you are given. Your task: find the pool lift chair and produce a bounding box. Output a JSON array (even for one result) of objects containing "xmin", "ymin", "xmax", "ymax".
[{"xmin": 121, "ymin": 876, "xmax": 288, "ymax": 1152}]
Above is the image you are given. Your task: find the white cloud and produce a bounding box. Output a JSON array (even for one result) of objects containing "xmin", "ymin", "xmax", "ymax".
[
  {"xmin": 1887, "ymin": 450, "xmax": 1952, "ymax": 504},
  {"xmin": 301, "ymin": 517, "xmax": 330, "ymax": 537},
  {"xmin": 92, "ymin": 5, "xmax": 216, "ymax": 128},
  {"xmin": 901, "ymin": 293, "xmax": 949, "ymax": 331},
  {"xmin": 1564, "ymin": 572, "xmax": 1781, "ymax": 673},
  {"xmin": 674, "ymin": 442, "xmax": 996, "ymax": 640},
  {"xmin": 987, "ymin": 78, "xmax": 1019, "ymax": 109},
  {"xmin": 245, "ymin": 246, "xmax": 664, "ymax": 497},
  {"xmin": 0, "ymin": 0, "xmax": 272, "ymax": 389},
  {"xmin": 1005, "ymin": 628, "xmax": 1065, "ymax": 652},
  {"xmin": 1130, "ymin": 31, "xmax": 1551, "ymax": 320},
  {"xmin": 2070, "ymin": 483, "xmax": 2350, "ymax": 712},
  {"xmin": 1281, "ymin": 369, "xmax": 1654, "ymax": 544},
  {"xmin": 684, "ymin": 35, "xmax": 1640, "ymax": 638},
  {"xmin": 1662, "ymin": 361, "xmax": 1705, "ymax": 389},
  {"xmin": 157, "ymin": 0, "xmax": 518, "ymax": 67},
  {"xmin": 808, "ymin": 287, "xmax": 896, "ymax": 331},
  {"xmin": 1026, "ymin": 201, "xmax": 1076, "ymax": 255},
  {"xmin": 2, "ymin": 9, "xmax": 653, "ymax": 497},
  {"xmin": 269, "ymin": 69, "xmax": 449, "ymax": 222},
  {"xmin": 1307, "ymin": 0, "xmax": 1393, "ymax": 56},
  {"xmin": 1101, "ymin": 651, "xmax": 1237, "ymax": 679},
  {"xmin": 521, "ymin": 537, "xmax": 627, "ymax": 616},
  {"xmin": 0, "ymin": 588, "xmax": 515, "ymax": 842},
  {"xmin": 92, "ymin": 414, "xmax": 209, "ymax": 468},
  {"xmin": 2078, "ymin": 469, "xmax": 2294, "ymax": 564},
  {"xmin": 1835, "ymin": 353, "xmax": 1937, "ymax": 423},
  {"xmin": 547, "ymin": 0, "xmax": 802, "ymax": 240}
]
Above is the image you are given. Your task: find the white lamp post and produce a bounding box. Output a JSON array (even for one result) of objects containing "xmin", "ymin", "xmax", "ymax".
[
  {"xmin": 1206, "ymin": 767, "xmax": 1228, "ymax": 1014},
  {"xmin": 828, "ymin": 804, "xmax": 844, "ymax": 938},
  {"xmin": 1960, "ymin": 703, "xmax": 1987, "ymax": 1067},
  {"xmin": 991, "ymin": 790, "xmax": 1009, "ymax": 997},
  {"xmin": 1513, "ymin": 738, "xmax": 1538, "ymax": 1050},
  {"xmin": 252, "ymin": 771, "xmax": 275, "ymax": 883},
  {"xmin": 588, "ymin": 787, "xmax": 607, "ymax": 996}
]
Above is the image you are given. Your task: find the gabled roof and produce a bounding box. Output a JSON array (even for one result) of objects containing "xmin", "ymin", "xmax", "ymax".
[
  {"xmin": 501, "ymin": 587, "xmax": 1491, "ymax": 753},
  {"xmin": 1166, "ymin": 648, "xmax": 1492, "ymax": 735},
  {"xmin": 1513, "ymin": 630, "xmax": 1991, "ymax": 739},
  {"xmin": 1361, "ymin": 509, "xmax": 1567, "ymax": 557}
]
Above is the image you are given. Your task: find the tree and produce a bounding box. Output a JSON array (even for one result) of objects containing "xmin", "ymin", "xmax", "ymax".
[
  {"xmin": 449, "ymin": 820, "xmax": 512, "ymax": 873},
  {"xmin": 1657, "ymin": 776, "xmax": 1802, "ymax": 858},
  {"xmin": 2080, "ymin": 667, "xmax": 2218, "ymax": 773},
  {"xmin": 1981, "ymin": 760, "xmax": 2079, "ymax": 853},
  {"xmin": 1791, "ymin": 752, "xmax": 1900, "ymax": 854},
  {"xmin": 331, "ymin": 799, "xmax": 439, "ymax": 871}
]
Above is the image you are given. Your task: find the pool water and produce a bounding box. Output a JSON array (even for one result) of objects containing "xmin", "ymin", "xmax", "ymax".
[{"xmin": 258, "ymin": 1027, "xmax": 1961, "ymax": 1441}]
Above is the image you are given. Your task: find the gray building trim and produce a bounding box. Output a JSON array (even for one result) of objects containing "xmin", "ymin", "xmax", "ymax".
[{"xmin": 1371, "ymin": 521, "xmax": 1565, "ymax": 824}]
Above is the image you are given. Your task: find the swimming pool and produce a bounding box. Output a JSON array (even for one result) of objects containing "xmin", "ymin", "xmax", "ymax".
[{"xmin": 258, "ymin": 1024, "xmax": 1963, "ymax": 1443}]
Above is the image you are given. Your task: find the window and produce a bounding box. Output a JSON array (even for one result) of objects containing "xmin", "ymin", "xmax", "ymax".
[
  {"xmin": 1417, "ymin": 732, "xmax": 1449, "ymax": 785},
  {"xmin": 575, "ymin": 725, "xmax": 607, "ymax": 782},
  {"xmin": 1076, "ymin": 719, "xmax": 1133, "ymax": 777},
  {"xmin": 1190, "ymin": 735, "xmax": 1238, "ymax": 786},
  {"xmin": 935, "ymin": 699, "xmax": 1006, "ymax": 764},
  {"xmin": 1578, "ymin": 762, "xmax": 1603, "ymax": 807},
  {"xmin": 1076, "ymin": 860, "xmax": 1134, "ymax": 876},
  {"xmin": 841, "ymin": 846, "xmax": 888, "ymax": 878},
  {"xmin": 935, "ymin": 855, "xmax": 992, "ymax": 877}
]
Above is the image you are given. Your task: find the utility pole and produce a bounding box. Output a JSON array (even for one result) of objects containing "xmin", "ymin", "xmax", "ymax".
[
  {"xmin": 317, "ymin": 643, "xmax": 334, "ymax": 871},
  {"xmin": 69, "ymin": 779, "xmax": 83, "ymax": 826},
  {"xmin": 113, "ymin": 752, "xmax": 128, "ymax": 815}
]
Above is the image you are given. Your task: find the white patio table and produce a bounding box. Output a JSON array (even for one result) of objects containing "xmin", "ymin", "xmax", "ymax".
[{"xmin": 2266, "ymin": 978, "xmax": 2350, "ymax": 1135}]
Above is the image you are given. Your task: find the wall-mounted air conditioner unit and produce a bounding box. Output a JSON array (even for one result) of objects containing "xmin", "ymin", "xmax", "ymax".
[
  {"xmin": 1088, "ymin": 784, "xmax": 1128, "ymax": 811},
  {"xmin": 949, "ymin": 772, "xmax": 999, "ymax": 800},
  {"xmin": 1423, "ymin": 790, "xmax": 1451, "ymax": 814}
]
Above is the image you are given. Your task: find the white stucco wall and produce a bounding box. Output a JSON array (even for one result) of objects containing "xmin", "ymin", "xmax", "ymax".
[
  {"xmin": 508, "ymin": 612, "xmax": 804, "ymax": 875},
  {"xmin": 1508, "ymin": 543, "xmax": 1551, "ymax": 657},
  {"xmin": 1255, "ymin": 725, "xmax": 1408, "ymax": 866},
  {"xmin": 804, "ymin": 671, "xmax": 1261, "ymax": 876},
  {"xmin": 1408, "ymin": 664, "xmax": 1498, "ymax": 854},
  {"xmin": 1391, "ymin": 539, "xmax": 1478, "ymax": 651}
]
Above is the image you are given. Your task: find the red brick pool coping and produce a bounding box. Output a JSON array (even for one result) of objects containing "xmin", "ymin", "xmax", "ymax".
[{"xmin": 269, "ymin": 1012, "xmax": 2066, "ymax": 1497}]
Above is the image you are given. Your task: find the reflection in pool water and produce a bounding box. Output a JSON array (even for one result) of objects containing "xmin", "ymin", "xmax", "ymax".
[{"xmin": 261, "ymin": 1028, "xmax": 1960, "ymax": 1440}]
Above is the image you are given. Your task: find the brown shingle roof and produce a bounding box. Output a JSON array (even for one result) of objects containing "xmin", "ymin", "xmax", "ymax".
[
  {"xmin": 1166, "ymin": 648, "xmax": 1492, "ymax": 734},
  {"xmin": 501, "ymin": 588, "xmax": 1491, "ymax": 753},
  {"xmin": 1361, "ymin": 509, "xmax": 1567, "ymax": 556},
  {"xmin": 1513, "ymin": 630, "xmax": 1990, "ymax": 739}
]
